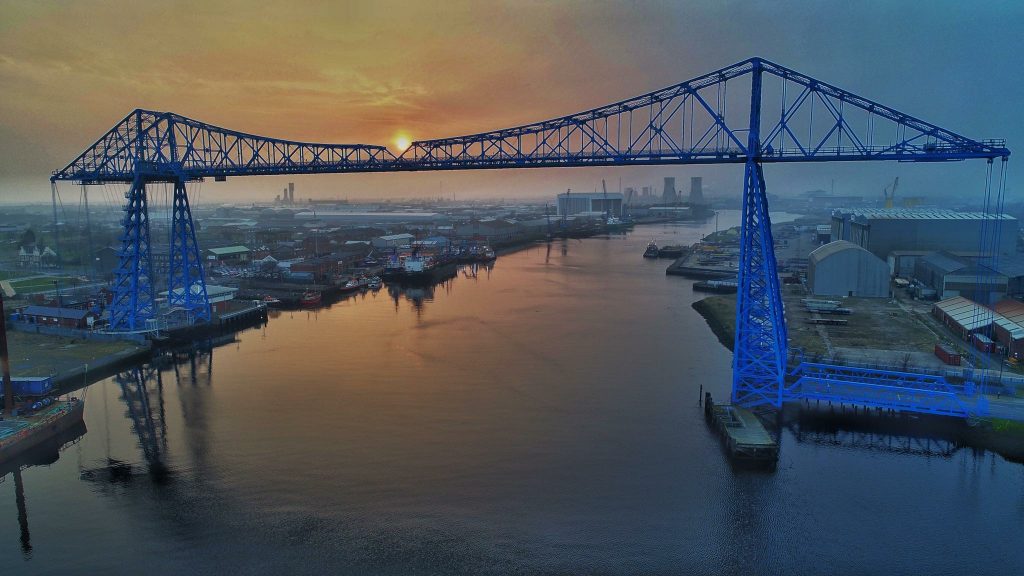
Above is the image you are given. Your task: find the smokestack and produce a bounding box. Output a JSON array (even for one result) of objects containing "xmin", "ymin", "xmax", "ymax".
[
  {"xmin": 662, "ymin": 177, "xmax": 677, "ymax": 204},
  {"xmin": 689, "ymin": 177, "xmax": 704, "ymax": 204}
]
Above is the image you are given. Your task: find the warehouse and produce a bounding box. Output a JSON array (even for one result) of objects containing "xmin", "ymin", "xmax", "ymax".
[
  {"xmin": 931, "ymin": 296, "xmax": 1001, "ymax": 341},
  {"xmin": 992, "ymin": 300, "xmax": 1024, "ymax": 359},
  {"xmin": 371, "ymin": 233, "xmax": 415, "ymax": 249},
  {"xmin": 556, "ymin": 192, "xmax": 623, "ymax": 217},
  {"xmin": 830, "ymin": 208, "xmax": 1018, "ymax": 276},
  {"xmin": 913, "ymin": 252, "xmax": 1008, "ymax": 304},
  {"xmin": 807, "ymin": 240, "xmax": 890, "ymax": 298}
]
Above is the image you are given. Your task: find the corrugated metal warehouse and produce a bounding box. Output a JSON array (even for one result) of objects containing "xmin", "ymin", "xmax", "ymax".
[
  {"xmin": 913, "ymin": 251, "xmax": 1008, "ymax": 304},
  {"xmin": 932, "ymin": 296, "xmax": 998, "ymax": 340},
  {"xmin": 830, "ymin": 209, "xmax": 1018, "ymax": 276},
  {"xmin": 807, "ymin": 240, "xmax": 890, "ymax": 297},
  {"xmin": 992, "ymin": 300, "xmax": 1024, "ymax": 358}
]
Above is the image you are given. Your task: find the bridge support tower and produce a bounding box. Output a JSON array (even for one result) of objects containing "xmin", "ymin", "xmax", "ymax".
[
  {"xmin": 109, "ymin": 175, "xmax": 209, "ymax": 332},
  {"xmin": 732, "ymin": 61, "xmax": 789, "ymax": 408}
]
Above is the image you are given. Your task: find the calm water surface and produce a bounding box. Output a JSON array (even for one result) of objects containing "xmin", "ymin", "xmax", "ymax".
[{"xmin": 2, "ymin": 212, "xmax": 1023, "ymax": 575}]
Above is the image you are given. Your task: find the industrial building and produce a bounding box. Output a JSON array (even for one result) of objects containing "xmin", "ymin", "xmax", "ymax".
[
  {"xmin": 913, "ymin": 252, "xmax": 1008, "ymax": 304},
  {"xmin": 931, "ymin": 296, "xmax": 997, "ymax": 340},
  {"xmin": 555, "ymin": 192, "xmax": 623, "ymax": 217},
  {"xmin": 807, "ymin": 240, "xmax": 890, "ymax": 298},
  {"xmin": 16, "ymin": 306, "xmax": 98, "ymax": 329},
  {"xmin": 295, "ymin": 211, "xmax": 448, "ymax": 225},
  {"xmin": 371, "ymin": 233, "xmax": 415, "ymax": 249},
  {"xmin": 932, "ymin": 296, "xmax": 1024, "ymax": 359},
  {"xmin": 830, "ymin": 208, "xmax": 1018, "ymax": 276}
]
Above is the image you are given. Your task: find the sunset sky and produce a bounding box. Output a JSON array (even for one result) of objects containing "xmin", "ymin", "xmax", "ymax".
[{"xmin": 1, "ymin": 1, "xmax": 1021, "ymax": 205}]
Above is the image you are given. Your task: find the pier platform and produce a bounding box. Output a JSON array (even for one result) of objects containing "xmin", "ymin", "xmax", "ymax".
[{"xmin": 705, "ymin": 393, "xmax": 779, "ymax": 464}]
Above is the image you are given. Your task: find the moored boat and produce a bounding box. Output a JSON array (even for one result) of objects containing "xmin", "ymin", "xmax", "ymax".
[
  {"xmin": 1, "ymin": 398, "xmax": 85, "ymax": 464},
  {"xmin": 658, "ymin": 245, "xmax": 685, "ymax": 258},
  {"xmin": 643, "ymin": 241, "xmax": 660, "ymax": 258},
  {"xmin": 693, "ymin": 279, "xmax": 739, "ymax": 294},
  {"xmin": 299, "ymin": 291, "xmax": 322, "ymax": 307}
]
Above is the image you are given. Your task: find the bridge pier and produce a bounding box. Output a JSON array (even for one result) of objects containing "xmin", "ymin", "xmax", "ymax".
[
  {"xmin": 108, "ymin": 175, "xmax": 211, "ymax": 332},
  {"xmin": 109, "ymin": 175, "xmax": 156, "ymax": 331},
  {"xmin": 167, "ymin": 179, "xmax": 211, "ymax": 324},
  {"xmin": 731, "ymin": 61, "xmax": 788, "ymax": 408}
]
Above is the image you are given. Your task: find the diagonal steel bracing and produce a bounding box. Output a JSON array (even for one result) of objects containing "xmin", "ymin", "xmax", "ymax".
[{"xmin": 51, "ymin": 58, "xmax": 1011, "ymax": 417}]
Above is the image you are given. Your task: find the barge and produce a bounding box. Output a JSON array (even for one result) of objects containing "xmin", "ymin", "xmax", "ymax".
[
  {"xmin": 704, "ymin": 393, "xmax": 779, "ymax": 466},
  {"xmin": 0, "ymin": 398, "xmax": 85, "ymax": 464}
]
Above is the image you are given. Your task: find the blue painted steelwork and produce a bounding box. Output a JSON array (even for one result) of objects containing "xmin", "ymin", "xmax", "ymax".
[
  {"xmin": 167, "ymin": 179, "xmax": 211, "ymax": 324},
  {"xmin": 109, "ymin": 175, "xmax": 157, "ymax": 331},
  {"xmin": 788, "ymin": 362, "xmax": 975, "ymax": 418},
  {"xmin": 51, "ymin": 57, "xmax": 1010, "ymax": 418},
  {"xmin": 731, "ymin": 62, "xmax": 789, "ymax": 408},
  {"xmin": 50, "ymin": 58, "xmax": 1008, "ymax": 184}
]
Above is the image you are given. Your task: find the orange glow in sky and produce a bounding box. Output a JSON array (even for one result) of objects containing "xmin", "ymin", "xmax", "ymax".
[{"xmin": 392, "ymin": 133, "xmax": 412, "ymax": 153}]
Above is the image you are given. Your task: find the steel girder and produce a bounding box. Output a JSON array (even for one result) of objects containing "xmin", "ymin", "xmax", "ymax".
[
  {"xmin": 168, "ymin": 180, "xmax": 211, "ymax": 324},
  {"xmin": 731, "ymin": 62, "xmax": 788, "ymax": 408},
  {"xmin": 50, "ymin": 58, "xmax": 1011, "ymax": 419},
  {"xmin": 50, "ymin": 57, "xmax": 1008, "ymax": 184},
  {"xmin": 109, "ymin": 175, "xmax": 156, "ymax": 331}
]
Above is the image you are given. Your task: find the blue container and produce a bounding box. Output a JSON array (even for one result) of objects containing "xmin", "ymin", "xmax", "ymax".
[{"xmin": 12, "ymin": 376, "xmax": 54, "ymax": 396}]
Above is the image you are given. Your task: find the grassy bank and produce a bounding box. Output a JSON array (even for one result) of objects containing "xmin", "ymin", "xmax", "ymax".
[
  {"xmin": 6, "ymin": 331, "xmax": 148, "ymax": 379},
  {"xmin": 692, "ymin": 295, "xmax": 736, "ymax": 351}
]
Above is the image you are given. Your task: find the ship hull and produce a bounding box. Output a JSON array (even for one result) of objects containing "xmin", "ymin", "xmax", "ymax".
[{"xmin": 0, "ymin": 400, "xmax": 85, "ymax": 465}]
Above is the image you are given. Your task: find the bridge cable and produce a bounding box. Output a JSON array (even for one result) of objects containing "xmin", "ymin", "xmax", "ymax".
[{"xmin": 969, "ymin": 159, "xmax": 996, "ymax": 401}]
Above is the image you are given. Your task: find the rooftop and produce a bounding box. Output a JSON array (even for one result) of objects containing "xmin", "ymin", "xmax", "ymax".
[
  {"xmin": 808, "ymin": 240, "xmax": 878, "ymax": 264},
  {"xmin": 208, "ymin": 245, "xmax": 251, "ymax": 256},
  {"xmin": 833, "ymin": 208, "xmax": 1016, "ymax": 221},
  {"xmin": 21, "ymin": 306, "xmax": 91, "ymax": 320}
]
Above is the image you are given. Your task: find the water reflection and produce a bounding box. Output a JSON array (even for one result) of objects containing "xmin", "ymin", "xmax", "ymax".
[
  {"xmin": 786, "ymin": 411, "xmax": 961, "ymax": 458},
  {"xmin": 5, "ymin": 216, "xmax": 1024, "ymax": 575},
  {"xmin": 1, "ymin": 419, "xmax": 87, "ymax": 559}
]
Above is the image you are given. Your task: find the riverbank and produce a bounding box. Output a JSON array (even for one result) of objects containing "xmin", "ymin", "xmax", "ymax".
[
  {"xmin": 692, "ymin": 294, "xmax": 735, "ymax": 351},
  {"xmin": 5, "ymin": 331, "xmax": 151, "ymax": 390},
  {"xmin": 692, "ymin": 293, "xmax": 1024, "ymax": 460}
]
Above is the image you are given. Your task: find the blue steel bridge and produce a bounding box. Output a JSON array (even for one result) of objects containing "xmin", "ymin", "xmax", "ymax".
[{"xmin": 51, "ymin": 57, "xmax": 1010, "ymax": 418}]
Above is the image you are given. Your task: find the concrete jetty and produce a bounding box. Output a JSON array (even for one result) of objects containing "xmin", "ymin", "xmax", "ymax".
[{"xmin": 704, "ymin": 393, "xmax": 779, "ymax": 465}]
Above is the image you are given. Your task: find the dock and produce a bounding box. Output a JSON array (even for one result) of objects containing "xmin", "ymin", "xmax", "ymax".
[
  {"xmin": 704, "ymin": 393, "xmax": 779, "ymax": 465},
  {"xmin": 666, "ymin": 249, "xmax": 736, "ymax": 278}
]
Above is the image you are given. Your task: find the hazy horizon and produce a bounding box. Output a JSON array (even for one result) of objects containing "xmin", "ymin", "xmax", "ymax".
[{"xmin": 2, "ymin": 1, "xmax": 1021, "ymax": 204}]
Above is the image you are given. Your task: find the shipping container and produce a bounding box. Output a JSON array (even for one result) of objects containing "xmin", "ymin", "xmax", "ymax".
[
  {"xmin": 12, "ymin": 376, "xmax": 54, "ymax": 396},
  {"xmin": 971, "ymin": 333, "xmax": 996, "ymax": 354},
  {"xmin": 934, "ymin": 344, "xmax": 961, "ymax": 366}
]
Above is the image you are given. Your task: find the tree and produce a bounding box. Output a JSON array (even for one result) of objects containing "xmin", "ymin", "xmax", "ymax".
[{"xmin": 18, "ymin": 228, "xmax": 35, "ymax": 248}]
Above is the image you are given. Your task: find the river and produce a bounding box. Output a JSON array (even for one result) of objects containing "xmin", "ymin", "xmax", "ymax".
[{"xmin": 2, "ymin": 211, "xmax": 1022, "ymax": 575}]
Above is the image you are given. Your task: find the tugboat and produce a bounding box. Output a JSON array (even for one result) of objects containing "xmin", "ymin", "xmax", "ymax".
[
  {"xmin": 0, "ymin": 288, "xmax": 85, "ymax": 465},
  {"xmin": 643, "ymin": 241, "xmax": 660, "ymax": 258}
]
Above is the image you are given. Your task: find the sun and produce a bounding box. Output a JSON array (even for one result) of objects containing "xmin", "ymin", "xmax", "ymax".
[{"xmin": 393, "ymin": 133, "xmax": 412, "ymax": 152}]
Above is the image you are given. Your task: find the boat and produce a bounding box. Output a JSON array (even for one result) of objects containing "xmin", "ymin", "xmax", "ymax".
[
  {"xmin": 658, "ymin": 245, "xmax": 685, "ymax": 258},
  {"xmin": 367, "ymin": 276, "xmax": 383, "ymax": 290},
  {"xmin": 299, "ymin": 291, "xmax": 322, "ymax": 307},
  {"xmin": 693, "ymin": 279, "xmax": 739, "ymax": 294},
  {"xmin": 643, "ymin": 241, "xmax": 660, "ymax": 258},
  {"xmin": 396, "ymin": 254, "xmax": 459, "ymax": 285},
  {"xmin": 260, "ymin": 295, "xmax": 281, "ymax": 307},
  {"xmin": 339, "ymin": 277, "xmax": 367, "ymax": 293},
  {"xmin": 1, "ymin": 397, "xmax": 85, "ymax": 464}
]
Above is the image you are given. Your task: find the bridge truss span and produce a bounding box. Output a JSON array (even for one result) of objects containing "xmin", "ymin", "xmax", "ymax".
[{"xmin": 51, "ymin": 57, "xmax": 1009, "ymax": 418}]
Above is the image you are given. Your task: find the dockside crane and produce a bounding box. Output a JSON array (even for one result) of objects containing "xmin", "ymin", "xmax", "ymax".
[{"xmin": 884, "ymin": 177, "xmax": 900, "ymax": 209}]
